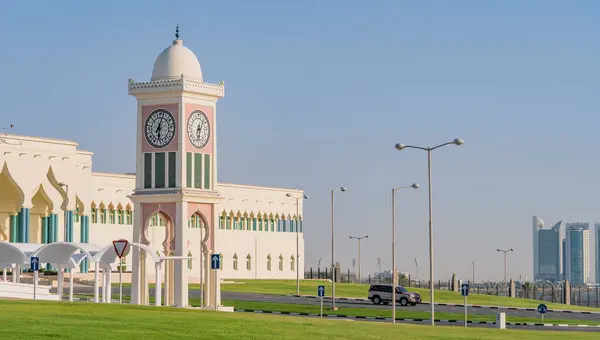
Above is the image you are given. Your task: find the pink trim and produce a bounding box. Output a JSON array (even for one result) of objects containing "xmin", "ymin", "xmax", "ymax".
[
  {"xmin": 184, "ymin": 104, "xmax": 214, "ymax": 154},
  {"xmin": 141, "ymin": 104, "xmax": 180, "ymax": 153}
]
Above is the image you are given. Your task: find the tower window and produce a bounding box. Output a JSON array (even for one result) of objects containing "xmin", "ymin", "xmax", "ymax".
[
  {"xmin": 194, "ymin": 153, "xmax": 203, "ymax": 188},
  {"xmin": 144, "ymin": 153, "xmax": 152, "ymax": 189},
  {"xmin": 155, "ymin": 152, "xmax": 166, "ymax": 188},
  {"xmin": 186, "ymin": 152, "xmax": 193, "ymax": 188},
  {"xmin": 168, "ymin": 152, "xmax": 176, "ymax": 188}
]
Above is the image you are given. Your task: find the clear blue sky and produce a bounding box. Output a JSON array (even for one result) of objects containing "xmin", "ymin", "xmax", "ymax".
[{"xmin": 2, "ymin": 1, "xmax": 600, "ymax": 281}]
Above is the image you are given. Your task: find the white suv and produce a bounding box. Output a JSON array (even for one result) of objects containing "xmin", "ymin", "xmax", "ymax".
[{"xmin": 368, "ymin": 284, "xmax": 421, "ymax": 306}]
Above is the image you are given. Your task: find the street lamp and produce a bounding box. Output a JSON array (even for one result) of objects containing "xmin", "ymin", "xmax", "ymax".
[
  {"xmin": 349, "ymin": 234, "xmax": 368, "ymax": 284},
  {"xmin": 391, "ymin": 183, "xmax": 419, "ymax": 323},
  {"xmin": 497, "ymin": 248, "xmax": 514, "ymax": 297},
  {"xmin": 331, "ymin": 186, "xmax": 347, "ymax": 310},
  {"xmin": 286, "ymin": 192, "xmax": 309, "ymax": 296},
  {"xmin": 394, "ymin": 138, "xmax": 464, "ymax": 326}
]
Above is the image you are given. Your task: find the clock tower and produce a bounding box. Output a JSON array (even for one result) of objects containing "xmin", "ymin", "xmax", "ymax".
[{"xmin": 128, "ymin": 28, "xmax": 224, "ymax": 307}]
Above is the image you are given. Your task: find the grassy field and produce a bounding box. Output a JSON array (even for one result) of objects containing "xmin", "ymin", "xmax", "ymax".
[
  {"xmin": 0, "ymin": 299, "xmax": 595, "ymax": 339},
  {"xmin": 113, "ymin": 279, "xmax": 599, "ymax": 311}
]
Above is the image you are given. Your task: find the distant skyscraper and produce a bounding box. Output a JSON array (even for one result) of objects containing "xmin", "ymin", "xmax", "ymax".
[
  {"xmin": 595, "ymin": 224, "xmax": 600, "ymax": 283},
  {"xmin": 565, "ymin": 223, "xmax": 590, "ymax": 285},
  {"xmin": 532, "ymin": 216, "xmax": 562, "ymax": 281},
  {"xmin": 562, "ymin": 239, "xmax": 567, "ymax": 280}
]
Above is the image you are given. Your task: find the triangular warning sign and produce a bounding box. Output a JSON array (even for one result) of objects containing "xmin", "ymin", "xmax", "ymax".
[{"xmin": 113, "ymin": 239, "xmax": 129, "ymax": 258}]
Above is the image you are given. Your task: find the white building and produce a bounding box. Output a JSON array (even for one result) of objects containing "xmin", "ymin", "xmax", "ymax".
[{"xmin": 0, "ymin": 30, "xmax": 305, "ymax": 292}]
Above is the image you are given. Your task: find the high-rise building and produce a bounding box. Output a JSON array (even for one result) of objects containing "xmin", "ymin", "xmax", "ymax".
[
  {"xmin": 595, "ymin": 224, "xmax": 600, "ymax": 283},
  {"xmin": 562, "ymin": 239, "xmax": 567, "ymax": 280},
  {"xmin": 565, "ymin": 223, "xmax": 590, "ymax": 285},
  {"xmin": 532, "ymin": 216, "xmax": 562, "ymax": 281}
]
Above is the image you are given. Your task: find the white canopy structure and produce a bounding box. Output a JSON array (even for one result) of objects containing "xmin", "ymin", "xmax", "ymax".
[{"xmin": 0, "ymin": 241, "xmax": 191, "ymax": 306}]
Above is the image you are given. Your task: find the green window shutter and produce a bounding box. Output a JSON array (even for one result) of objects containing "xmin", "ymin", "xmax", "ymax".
[
  {"xmin": 168, "ymin": 152, "xmax": 176, "ymax": 188},
  {"xmin": 253, "ymin": 218, "xmax": 257, "ymax": 231},
  {"xmin": 194, "ymin": 153, "xmax": 203, "ymax": 188},
  {"xmin": 204, "ymin": 154, "xmax": 211, "ymax": 189},
  {"xmin": 186, "ymin": 152, "xmax": 193, "ymax": 188},
  {"xmin": 144, "ymin": 153, "xmax": 152, "ymax": 188},
  {"xmin": 155, "ymin": 152, "xmax": 166, "ymax": 188}
]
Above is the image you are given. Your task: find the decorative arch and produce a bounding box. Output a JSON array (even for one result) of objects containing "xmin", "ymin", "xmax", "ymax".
[
  {"xmin": 99, "ymin": 202, "xmax": 106, "ymax": 224},
  {"xmin": 266, "ymin": 254, "xmax": 272, "ymax": 271},
  {"xmin": 279, "ymin": 254, "xmax": 284, "ymax": 271},
  {"xmin": 90, "ymin": 201, "xmax": 98, "ymax": 223},
  {"xmin": 116, "ymin": 203, "xmax": 124, "ymax": 224},
  {"xmin": 107, "ymin": 203, "xmax": 115, "ymax": 224},
  {"xmin": 291, "ymin": 255, "xmax": 295, "ymax": 272},
  {"xmin": 30, "ymin": 184, "xmax": 54, "ymax": 215},
  {"xmin": 142, "ymin": 210, "xmax": 175, "ymax": 253},
  {"xmin": 188, "ymin": 211, "xmax": 209, "ymax": 249},
  {"xmin": 125, "ymin": 204, "xmax": 133, "ymax": 225},
  {"xmin": 246, "ymin": 254, "xmax": 252, "ymax": 271},
  {"xmin": 0, "ymin": 162, "xmax": 26, "ymax": 210}
]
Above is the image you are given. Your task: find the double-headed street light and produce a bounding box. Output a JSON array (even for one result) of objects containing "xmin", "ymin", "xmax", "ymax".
[
  {"xmin": 286, "ymin": 192, "xmax": 309, "ymax": 296},
  {"xmin": 331, "ymin": 186, "xmax": 347, "ymax": 310},
  {"xmin": 349, "ymin": 234, "xmax": 368, "ymax": 284},
  {"xmin": 394, "ymin": 138, "xmax": 464, "ymax": 326},
  {"xmin": 391, "ymin": 183, "xmax": 419, "ymax": 323},
  {"xmin": 497, "ymin": 248, "xmax": 514, "ymax": 297}
]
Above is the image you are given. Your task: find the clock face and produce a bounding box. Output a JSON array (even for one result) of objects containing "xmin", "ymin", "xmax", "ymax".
[
  {"xmin": 144, "ymin": 109, "xmax": 176, "ymax": 148},
  {"xmin": 187, "ymin": 110, "xmax": 210, "ymax": 148}
]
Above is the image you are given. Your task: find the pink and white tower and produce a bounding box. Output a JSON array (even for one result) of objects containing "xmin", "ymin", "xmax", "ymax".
[{"xmin": 128, "ymin": 27, "xmax": 224, "ymax": 307}]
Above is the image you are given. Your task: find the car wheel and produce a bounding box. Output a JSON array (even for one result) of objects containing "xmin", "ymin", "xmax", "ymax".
[
  {"xmin": 399, "ymin": 298, "xmax": 408, "ymax": 306},
  {"xmin": 372, "ymin": 296, "xmax": 381, "ymax": 305}
]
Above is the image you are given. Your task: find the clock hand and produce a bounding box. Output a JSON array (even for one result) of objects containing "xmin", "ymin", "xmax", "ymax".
[{"xmin": 197, "ymin": 121, "xmax": 204, "ymax": 139}]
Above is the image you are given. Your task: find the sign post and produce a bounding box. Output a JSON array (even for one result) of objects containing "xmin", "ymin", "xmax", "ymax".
[
  {"xmin": 30, "ymin": 257, "xmax": 39, "ymax": 300},
  {"xmin": 537, "ymin": 303, "xmax": 547, "ymax": 324},
  {"xmin": 113, "ymin": 239, "xmax": 129, "ymax": 304},
  {"xmin": 461, "ymin": 283, "xmax": 469, "ymax": 327},
  {"xmin": 318, "ymin": 285, "xmax": 325, "ymax": 318},
  {"xmin": 211, "ymin": 254, "xmax": 220, "ymax": 308}
]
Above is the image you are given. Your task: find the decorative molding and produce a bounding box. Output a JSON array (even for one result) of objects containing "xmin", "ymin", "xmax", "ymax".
[{"xmin": 128, "ymin": 77, "xmax": 225, "ymax": 98}]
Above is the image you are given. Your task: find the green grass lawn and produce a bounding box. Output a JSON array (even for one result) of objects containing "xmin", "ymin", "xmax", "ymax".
[
  {"xmin": 113, "ymin": 279, "xmax": 599, "ymax": 312},
  {"xmin": 0, "ymin": 299, "xmax": 595, "ymax": 339}
]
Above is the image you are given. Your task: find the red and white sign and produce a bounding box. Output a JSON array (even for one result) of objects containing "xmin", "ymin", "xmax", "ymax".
[{"xmin": 113, "ymin": 239, "xmax": 129, "ymax": 258}]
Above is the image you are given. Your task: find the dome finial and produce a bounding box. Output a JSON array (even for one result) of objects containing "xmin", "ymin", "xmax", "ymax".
[{"xmin": 175, "ymin": 22, "xmax": 180, "ymax": 40}]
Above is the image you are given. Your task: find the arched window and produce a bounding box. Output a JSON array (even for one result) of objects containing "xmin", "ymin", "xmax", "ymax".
[
  {"xmin": 188, "ymin": 250, "xmax": 193, "ymax": 270},
  {"xmin": 108, "ymin": 207, "xmax": 115, "ymax": 224},
  {"xmin": 219, "ymin": 216, "xmax": 225, "ymax": 229},
  {"xmin": 233, "ymin": 253, "xmax": 238, "ymax": 271},
  {"xmin": 279, "ymin": 254, "xmax": 284, "ymax": 271},
  {"xmin": 246, "ymin": 254, "xmax": 252, "ymax": 271},
  {"xmin": 258, "ymin": 218, "xmax": 263, "ymax": 231},
  {"xmin": 126, "ymin": 209, "xmax": 132, "ymax": 225},
  {"xmin": 267, "ymin": 254, "xmax": 272, "ymax": 271},
  {"xmin": 252, "ymin": 218, "xmax": 257, "ymax": 231},
  {"xmin": 189, "ymin": 214, "xmax": 206, "ymax": 229},
  {"xmin": 270, "ymin": 219, "xmax": 275, "ymax": 232},
  {"xmin": 117, "ymin": 209, "xmax": 124, "ymax": 224},
  {"xmin": 100, "ymin": 207, "xmax": 106, "ymax": 224},
  {"xmin": 291, "ymin": 255, "xmax": 295, "ymax": 272},
  {"xmin": 91, "ymin": 207, "xmax": 98, "ymax": 223},
  {"xmin": 75, "ymin": 207, "xmax": 80, "ymax": 223}
]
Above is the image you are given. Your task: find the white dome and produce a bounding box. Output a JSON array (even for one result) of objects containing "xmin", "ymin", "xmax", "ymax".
[{"xmin": 151, "ymin": 39, "xmax": 203, "ymax": 81}]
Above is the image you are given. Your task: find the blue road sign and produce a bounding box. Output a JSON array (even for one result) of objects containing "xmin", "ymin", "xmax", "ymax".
[
  {"xmin": 461, "ymin": 283, "xmax": 469, "ymax": 297},
  {"xmin": 537, "ymin": 304, "xmax": 547, "ymax": 314},
  {"xmin": 30, "ymin": 257, "xmax": 39, "ymax": 272},
  {"xmin": 318, "ymin": 285, "xmax": 325, "ymax": 297},
  {"xmin": 211, "ymin": 254, "xmax": 220, "ymax": 270}
]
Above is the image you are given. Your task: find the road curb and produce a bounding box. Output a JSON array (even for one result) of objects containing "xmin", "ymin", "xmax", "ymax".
[
  {"xmin": 290, "ymin": 294, "xmax": 600, "ymax": 315},
  {"xmin": 235, "ymin": 308, "xmax": 600, "ymax": 327}
]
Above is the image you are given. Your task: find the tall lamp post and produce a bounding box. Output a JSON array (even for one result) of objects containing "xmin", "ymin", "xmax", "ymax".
[
  {"xmin": 331, "ymin": 186, "xmax": 347, "ymax": 310},
  {"xmin": 392, "ymin": 183, "xmax": 419, "ymax": 323},
  {"xmin": 414, "ymin": 257, "xmax": 419, "ymax": 282},
  {"xmin": 286, "ymin": 192, "xmax": 309, "ymax": 296},
  {"xmin": 497, "ymin": 248, "xmax": 514, "ymax": 297},
  {"xmin": 349, "ymin": 234, "xmax": 368, "ymax": 284},
  {"xmin": 395, "ymin": 138, "xmax": 464, "ymax": 326}
]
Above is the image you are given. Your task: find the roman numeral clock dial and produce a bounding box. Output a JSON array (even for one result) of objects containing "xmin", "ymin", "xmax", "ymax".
[
  {"xmin": 187, "ymin": 110, "xmax": 210, "ymax": 148},
  {"xmin": 144, "ymin": 109, "xmax": 176, "ymax": 148}
]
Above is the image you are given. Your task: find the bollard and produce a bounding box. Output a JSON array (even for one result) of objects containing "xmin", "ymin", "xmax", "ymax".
[{"xmin": 496, "ymin": 312, "xmax": 506, "ymax": 329}]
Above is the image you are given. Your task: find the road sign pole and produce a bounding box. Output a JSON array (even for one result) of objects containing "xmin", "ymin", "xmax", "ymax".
[
  {"xmin": 119, "ymin": 263, "xmax": 123, "ymax": 304},
  {"xmin": 464, "ymin": 295, "xmax": 467, "ymax": 327},
  {"xmin": 320, "ymin": 297, "xmax": 323, "ymax": 318},
  {"xmin": 541, "ymin": 313, "xmax": 544, "ymax": 324},
  {"xmin": 33, "ymin": 270, "xmax": 38, "ymax": 300}
]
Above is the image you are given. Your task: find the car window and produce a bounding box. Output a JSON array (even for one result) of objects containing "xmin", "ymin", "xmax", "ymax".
[
  {"xmin": 385, "ymin": 286, "xmax": 393, "ymax": 293},
  {"xmin": 396, "ymin": 286, "xmax": 408, "ymax": 293}
]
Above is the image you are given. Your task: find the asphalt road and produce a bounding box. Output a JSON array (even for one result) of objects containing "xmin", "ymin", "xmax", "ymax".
[{"xmin": 66, "ymin": 286, "xmax": 600, "ymax": 323}]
